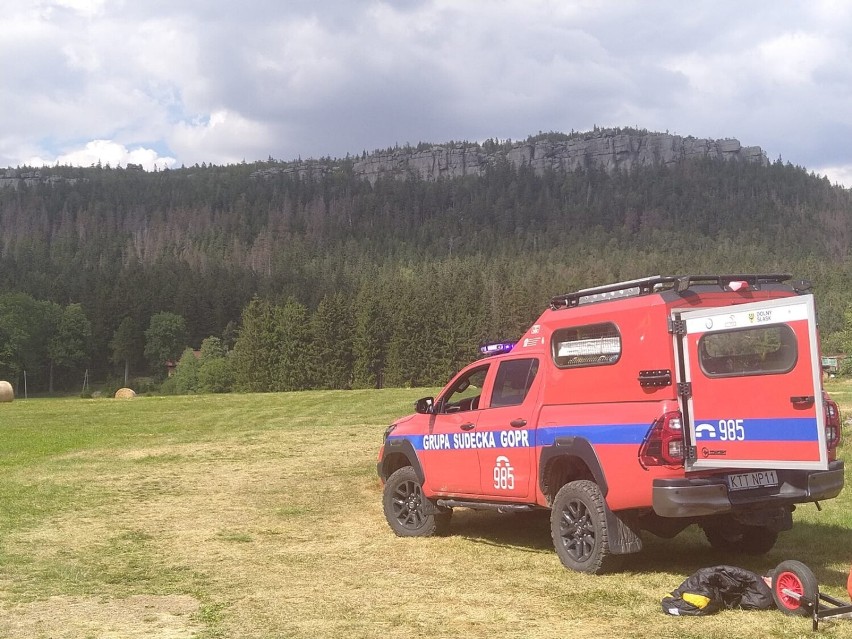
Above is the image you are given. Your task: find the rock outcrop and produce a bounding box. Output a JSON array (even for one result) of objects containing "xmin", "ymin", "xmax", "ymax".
[
  {"xmin": 351, "ymin": 131, "xmax": 768, "ymax": 183},
  {"xmin": 2, "ymin": 130, "xmax": 768, "ymax": 188},
  {"xmin": 0, "ymin": 169, "xmax": 80, "ymax": 189}
]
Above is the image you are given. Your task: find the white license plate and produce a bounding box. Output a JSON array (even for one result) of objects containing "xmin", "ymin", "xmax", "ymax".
[{"xmin": 727, "ymin": 470, "xmax": 779, "ymax": 491}]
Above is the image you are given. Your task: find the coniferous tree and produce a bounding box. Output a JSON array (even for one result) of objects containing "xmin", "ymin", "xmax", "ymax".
[
  {"xmin": 274, "ymin": 298, "xmax": 312, "ymax": 391},
  {"xmin": 232, "ymin": 297, "xmax": 280, "ymax": 392},
  {"xmin": 352, "ymin": 284, "xmax": 391, "ymax": 389},
  {"xmin": 310, "ymin": 293, "xmax": 354, "ymax": 389},
  {"xmin": 384, "ymin": 278, "xmax": 437, "ymax": 388}
]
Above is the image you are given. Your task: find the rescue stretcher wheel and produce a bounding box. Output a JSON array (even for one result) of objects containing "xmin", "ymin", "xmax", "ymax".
[
  {"xmin": 772, "ymin": 560, "xmax": 819, "ymax": 616},
  {"xmin": 848, "ymin": 565, "xmax": 852, "ymax": 601}
]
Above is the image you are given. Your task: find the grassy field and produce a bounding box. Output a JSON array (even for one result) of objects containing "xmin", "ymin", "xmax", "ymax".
[{"xmin": 1, "ymin": 383, "xmax": 851, "ymax": 638}]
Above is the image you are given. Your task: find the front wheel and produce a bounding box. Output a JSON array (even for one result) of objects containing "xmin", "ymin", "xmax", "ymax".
[
  {"xmin": 382, "ymin": 466, "xmax": 451, "ymax": 537},
  {"xmin": 550, "ymin": 480, "xmax": 619, "ymax": 574},
  {"xmin": 772, "ymin": 560, "xmax": 819, "ymax": 616}
]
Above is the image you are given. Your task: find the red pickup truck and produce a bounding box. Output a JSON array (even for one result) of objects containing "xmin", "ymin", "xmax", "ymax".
[{"xmin": 377, "ymin": 275, "xmax": 844, "ymax": 573}]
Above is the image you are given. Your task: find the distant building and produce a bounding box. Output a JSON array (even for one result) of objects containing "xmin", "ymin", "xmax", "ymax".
[
  {"xmin": 822, "ymin": 355, "xmax": 844, "ymax": 375},
  {"xmin": 165, "ymin": 350, "xmax": 201, "ymax": 376}
]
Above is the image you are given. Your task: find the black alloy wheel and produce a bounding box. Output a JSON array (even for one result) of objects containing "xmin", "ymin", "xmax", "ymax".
[
  {"xmin": 550, "ymin": 479, "xmax": 618, "ymax": 574},
  {"xmin": 382, "ymin": 466, "xmax": 450, "ymax": 537}
]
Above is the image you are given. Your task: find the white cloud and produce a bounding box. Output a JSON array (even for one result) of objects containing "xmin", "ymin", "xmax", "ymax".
[
  {"xmin": 756, "ymin": 32, "xmax": 835, "ymax": 86},
  {"xmin": 815, "ymin": 165, "xmax": 852, "ymax": 189},
  {"xmin": 171, "ymin": 110, "xmax": 269, "ymax": 166},
  {"xmin": 51, "ymin": 0, "xmax": 107, "ymax": 17},
  {"xmin": 27, "ymin": 140, "xmax": 176, "ymax": 171}
]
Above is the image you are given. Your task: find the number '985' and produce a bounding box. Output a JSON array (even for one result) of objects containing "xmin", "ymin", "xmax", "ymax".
[{"xmin": 718, "ymin": 419, "xmax": 745, "ymax": 441}]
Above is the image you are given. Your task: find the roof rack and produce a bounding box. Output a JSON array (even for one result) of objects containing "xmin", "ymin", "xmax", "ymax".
[{"xmin": 549, "ymin": 274, "xmax": 792, "ymax": 310}]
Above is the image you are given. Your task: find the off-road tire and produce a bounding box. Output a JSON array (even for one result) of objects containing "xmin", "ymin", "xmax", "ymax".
[
  {"xmin": 550, "ymin": 479, "xmax": 619, "ymax": 574},
  {"xmin": 702, "ymin": 524, "xmax": 778, "ymax": 555},
  {"xmin": 772, "ymin": 560, "xmax": 819, "ymax": 616},
  {"xmin": 382, "ymin": 466, "xmax": 451, "ymax": 537}
]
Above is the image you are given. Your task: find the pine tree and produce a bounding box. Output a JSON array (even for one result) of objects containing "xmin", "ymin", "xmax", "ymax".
[
  {"xmin": 273, "ymin": 298, "xmax": 312, "ymax": 391},
  {"xmin": 352, "ymin": 283, "xmax": 391, "ymax": 388},
  {"xmin": 310, "ymin": 293, "xmax": 354, "ymax": 389},
  {"xmin": 232, "ymin": 297, "xmax": 279, "ymax": 392}
]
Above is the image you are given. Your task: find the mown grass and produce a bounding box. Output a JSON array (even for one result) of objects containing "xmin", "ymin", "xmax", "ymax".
[{"xmin": 0, "ymin": 383, "xmax": 850, "ymax": 638}]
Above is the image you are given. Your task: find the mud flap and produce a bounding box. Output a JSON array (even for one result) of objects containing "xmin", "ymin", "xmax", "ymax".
[
  {"xmin": 418, "ymin": 496, "xmax": 446, "ymax": 516},
  {"xmin": 605, "ymin": 507, "xmax": 643, "ymax": 555}
]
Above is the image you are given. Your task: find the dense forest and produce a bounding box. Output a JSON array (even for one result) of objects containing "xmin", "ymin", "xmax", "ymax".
[{"xmin": 2, "ymin": 138, "xmax": 852, "ymax": 395}]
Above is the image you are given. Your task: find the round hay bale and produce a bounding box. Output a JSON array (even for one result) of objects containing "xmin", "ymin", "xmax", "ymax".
[
  {"xmin": 114, "ymin": 387, "xmax": 136, "ymax": 399},
  {"xmin": 0, "ymin": 381, "xmax": 13, "ymax": 403}
]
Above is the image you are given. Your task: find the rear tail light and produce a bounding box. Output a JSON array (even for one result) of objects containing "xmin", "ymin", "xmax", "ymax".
[
  {"xmin": 824, "ymin": 398, "xmax": 841, "ymax": 449},
  {"xmin": 639, "ymin": 411, "xmax": 685, "ymax": 468}
]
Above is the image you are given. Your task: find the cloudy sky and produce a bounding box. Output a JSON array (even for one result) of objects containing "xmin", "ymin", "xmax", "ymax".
[{"xmin": 2, "ymin": 0, "xmax": 851, "ymax": 186}]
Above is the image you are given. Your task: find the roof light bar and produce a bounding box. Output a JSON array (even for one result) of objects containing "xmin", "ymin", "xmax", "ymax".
[{"xmin": 479, "ymin": 341, "xmax": 516, "ymax": 356}]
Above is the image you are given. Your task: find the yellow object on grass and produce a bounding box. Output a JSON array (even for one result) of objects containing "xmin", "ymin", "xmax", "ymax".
[{"xmin": 681, "ymin": 592, "xmax": 711, "ymax": 609}]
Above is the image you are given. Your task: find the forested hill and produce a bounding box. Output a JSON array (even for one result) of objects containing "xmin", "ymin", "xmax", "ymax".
[{"xmin": 2, "ymin": 128, "xmax": 852, "ymax": 392}]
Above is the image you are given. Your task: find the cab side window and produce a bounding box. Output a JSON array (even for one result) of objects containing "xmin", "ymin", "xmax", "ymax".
[
  {"xmin": 440, "ymin": 365, "xmax": 489, "ymax": 413},
  {"xmin": 490, "ymin": 358, "xmax": 539, "ymax": 408}
]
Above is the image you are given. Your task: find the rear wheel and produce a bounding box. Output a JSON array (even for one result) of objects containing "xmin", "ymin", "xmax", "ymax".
[
  {"xmin": 772, "ymin": 560, "xmax": 819, "ymax": 616},
  {"xmin": 550, "ymin": 480, "xmax": 619, "ymax": 574},
  {"xmin": 382, "ymin": 467, "xmax": 451, "ymax": 537},
  {"xmin": 702, "ymin": 523, "xmax": 778, "ymax": 555}
]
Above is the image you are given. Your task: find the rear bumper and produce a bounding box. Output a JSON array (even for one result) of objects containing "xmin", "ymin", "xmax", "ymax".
[{"xmin": 652, "ymin": 461, "xmax": 845, "ymax": 518}]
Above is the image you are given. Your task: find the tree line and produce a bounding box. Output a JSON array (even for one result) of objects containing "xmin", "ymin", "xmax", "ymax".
[
  {"xmin": 0, "ymin": 257, "xmax": 545, "ymax": 394},
  {"xmin": 2, "ymin": 146, "xmax": 852, "ymax": 394},
  {"xmin": 6, "ymin": 250, "xmax": 852, "ymax": 396},
  {"xmin": 0, "ymin": 293, "xmax": 91, "ymax": 393}
]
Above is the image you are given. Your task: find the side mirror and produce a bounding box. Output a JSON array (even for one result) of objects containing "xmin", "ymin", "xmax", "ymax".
[{"xmin": 415, "ymin": 397, "xmax": 434, "ymax": 414}]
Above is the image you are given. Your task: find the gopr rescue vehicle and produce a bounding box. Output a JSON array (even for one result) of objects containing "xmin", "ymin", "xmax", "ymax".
[{"xmin": 377, "ymin": 274, "xmax": 844, "ymax": 574}]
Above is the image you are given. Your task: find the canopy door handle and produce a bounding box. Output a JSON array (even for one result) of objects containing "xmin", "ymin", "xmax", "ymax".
[{"xmin": 790, "ymin": 395, "xmax": 815, "ymax": 406}]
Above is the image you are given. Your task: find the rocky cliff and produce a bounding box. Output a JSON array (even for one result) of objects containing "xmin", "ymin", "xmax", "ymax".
[
  {"xmin": 351, "ymin": 130, "xmax": 768, "ymax": 183},
  {"xmin": 0, "ymin": 169, "xmax": 81, "ymax": 189},
  {"xmin": 1, "ymin": 130, "xmax": 769, "ymax": 188}
]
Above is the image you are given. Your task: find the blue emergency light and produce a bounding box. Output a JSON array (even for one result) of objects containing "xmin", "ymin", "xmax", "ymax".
[{"xmin": 479, "ymin": 341, "xmax": 516, "ymax": 356}]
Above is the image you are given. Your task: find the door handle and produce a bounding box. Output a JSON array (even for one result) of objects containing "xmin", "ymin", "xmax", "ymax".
[
  {"xmin": 790, "ymin": 395, "xmax": 815, "ymax": 406},
  {"xmin": 460, "ymin": 422, "xmax": 475, "ymax": 431},
  {"xmin": 509, "ymin": 419, "xmax": 527, "ymax": 428}
]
